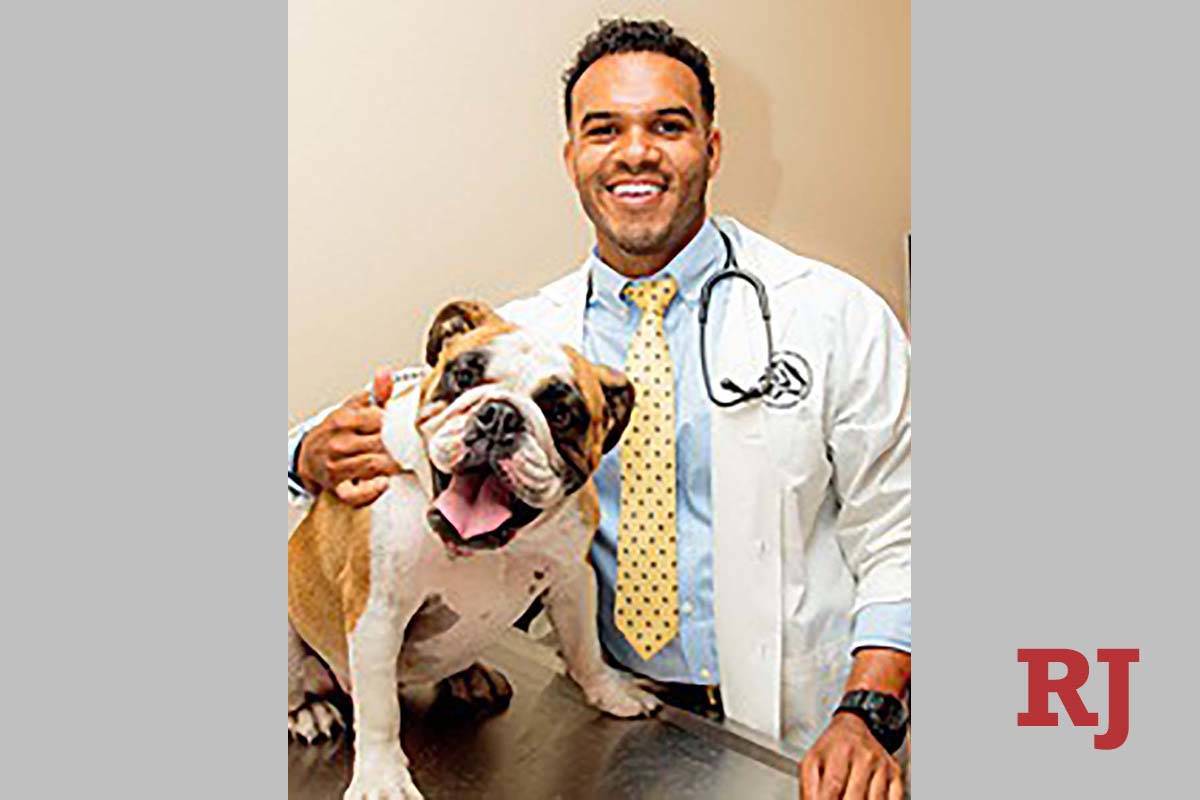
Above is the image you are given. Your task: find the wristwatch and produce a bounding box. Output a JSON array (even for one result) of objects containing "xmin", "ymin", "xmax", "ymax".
[{"xmin": 835, "ymin": 690, "xmax": 909, "ymax": 754}]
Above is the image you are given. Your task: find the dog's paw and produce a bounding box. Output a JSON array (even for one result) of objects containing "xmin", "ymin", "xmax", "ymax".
[
  {"xmin": 434, "ymin": 661, "xmax": 514, "ymax": 719},
  {"xmin": 344, "ymin": 752, "xmax": 423, "ymax": 800},
  {"xmin": 577, "ymin": 669, "xmax": 661, "ymax": 718},
  {"xmin": 288, "ymin": 697, "xmax": 345, "ymax": 743}
]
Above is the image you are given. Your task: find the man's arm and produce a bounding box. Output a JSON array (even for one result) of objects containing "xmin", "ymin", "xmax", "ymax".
[
  {"xmin": 800, "ymin": 285, "xmax": 912, "ymax": 799},
  {"xmin": 801, "ymin": 648, "xmax": 910, "ymax": 800}
]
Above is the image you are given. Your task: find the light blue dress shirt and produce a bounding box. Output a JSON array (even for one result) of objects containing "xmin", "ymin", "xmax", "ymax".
[
  {"xmin": 583, "ymin": 220, "xmax": 727, "ymax": 683},
  {"xmin": 581, "ymin": 219, "xmax": 910, "ymax": 684}
]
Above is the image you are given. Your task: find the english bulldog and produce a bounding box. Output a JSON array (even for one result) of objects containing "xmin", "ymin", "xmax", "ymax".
[{"xmin": 288, "ymin": 300, "xmax": 661, "ymax": 800}]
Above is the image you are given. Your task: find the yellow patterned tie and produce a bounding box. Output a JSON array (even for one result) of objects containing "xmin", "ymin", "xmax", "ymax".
[{"xmin": 615, "ymin": 276, "xmax": 679, "ymax": 660}]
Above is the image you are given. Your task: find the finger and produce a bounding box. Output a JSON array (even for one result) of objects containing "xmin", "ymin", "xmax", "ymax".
[
  {"xmin": 329, "ymin": 405, "xmax": 384, "ymax": 435},
  {"xmin": 868, "ymin": 767, "xmax": 889, "ymax": 800},
  {"xmin": 888, "ymin": 775, "xmax": 903, "ymax": 800},
  {"xmin": 817, "ymin": 753, "xmax": 850, "ymax": 800},
  {"xmin": 800, "ymin": 755, "xmax": 821, "ymax": 800},
  {"xmin": 372, "ymin": 367, "xmax": 394, "ymax": 407},
  {"xmin": 840, "ymin": 756, "xmax": 873, "ymax": 800},
  {"xmin": 328, "ymin": 433, "xmax": 388, "ymax": 459},
  {"xmin": 334, "ymin": 476, "xmax": 390, "ymax": 507},
  {"xmin": 329, "ymin": 453, "xmax": 401, "ymax": 484},
  {"xmin": 348, "ymin": 410, "xmax": 384, "ymax": 434},
  {"xmin": 342, "ymin": 389, "xmax": 374, "ymax": 409}
]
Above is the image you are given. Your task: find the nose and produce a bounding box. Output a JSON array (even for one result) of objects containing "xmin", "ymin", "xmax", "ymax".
[
  {"xmin": 473, "ymin": 400, "xmax": 524, "ymax": 453},
  {"xmin": 616, "ymin": 126, "xmax": 661, "ymax": 169}
]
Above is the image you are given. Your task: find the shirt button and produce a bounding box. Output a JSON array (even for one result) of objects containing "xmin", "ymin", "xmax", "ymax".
[
  {"xmin": 682, "ymin": 601, "xmax": 694, "ymax": 616},
  {"xmin": 756, "ymin": 540, "xmax": 768, "ymax": 558},
  {"xmin": 700, "ymin": 667, "xmax": 712, "ymax": 681}
]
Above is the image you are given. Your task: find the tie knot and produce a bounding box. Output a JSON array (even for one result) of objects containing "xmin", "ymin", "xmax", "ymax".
[{"xmin": 622, "ymin": 276, "xmax": 678, "ymax": 316}]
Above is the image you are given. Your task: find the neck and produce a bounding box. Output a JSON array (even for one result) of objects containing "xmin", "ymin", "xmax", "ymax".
[{"xmin": 597, "ymin": 214, "xmax": 707, "ymax": 279}]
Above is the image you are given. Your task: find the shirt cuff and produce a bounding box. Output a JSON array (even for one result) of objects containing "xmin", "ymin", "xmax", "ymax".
[
  {"xmin": 851, "ymin": 601, "xmax": 911, "ymax": 654},
  {"xmin": 288, "ymin": 433, "xmax": 309, "ymax": 499},
  {"xmin": 288, "ymin": 418, "xmax": 325, "ymax": 500}
]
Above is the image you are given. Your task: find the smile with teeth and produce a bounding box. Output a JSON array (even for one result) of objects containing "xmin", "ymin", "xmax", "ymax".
[{"xmin": 608, "ymin": 181, "xmax": 666, "ymax": 201}]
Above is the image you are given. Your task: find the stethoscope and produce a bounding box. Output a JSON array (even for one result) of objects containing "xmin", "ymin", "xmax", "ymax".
[
  {"xmin": 697, "ymin": 230, "xmax": 779, "ymax": 407},
  {"xmin": 586, "ymin": 228, "xmax": 811, "ymax": 409}
]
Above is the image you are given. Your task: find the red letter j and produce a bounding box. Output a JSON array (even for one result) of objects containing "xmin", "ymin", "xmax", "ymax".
[{"xmin": 1094, "ymin": 648, "xmax": 1139, "ymax": 750}]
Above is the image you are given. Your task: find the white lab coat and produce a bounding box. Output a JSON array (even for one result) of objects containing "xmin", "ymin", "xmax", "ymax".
[{"xmin": 500, "ymin": 217, "xmax": 911, "ymax": 748}]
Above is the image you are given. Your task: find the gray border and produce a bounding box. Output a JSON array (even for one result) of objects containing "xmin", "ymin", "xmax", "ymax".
[
  {"xmin": 8, "ymin": 0, "xmax": 1199, "ymax": 796},
  {"xmin": 917, "ymin": 0, "xmax": 1198, "ymax": 794},
  {"xmin": 3, "ymin": 2, "xmax": 281, "ymax": 796}
]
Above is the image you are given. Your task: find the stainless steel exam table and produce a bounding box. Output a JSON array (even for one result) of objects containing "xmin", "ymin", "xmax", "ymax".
[{"xmin": 288, "ymin": 629, "xmax": 802, "ymax": 799}]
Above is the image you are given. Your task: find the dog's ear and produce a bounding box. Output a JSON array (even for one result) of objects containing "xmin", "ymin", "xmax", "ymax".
[
  {"xmin": 597, "ymin": 366, "xmax": 635, "ymax": 454},
  {"xmin": 425, "ymin": 300, "xmax": 498, "ymax": 367}
]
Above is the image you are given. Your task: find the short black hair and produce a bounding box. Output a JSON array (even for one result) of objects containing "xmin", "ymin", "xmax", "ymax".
[{"xmin": 562, "ymin": 18, "xmax": 715, "ymax": 127}]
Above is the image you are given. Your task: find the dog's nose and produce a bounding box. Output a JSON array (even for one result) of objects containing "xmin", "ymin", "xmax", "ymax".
[{"xmin": 473, "ymin": 400, "xmax": 524, "ymax": 452}]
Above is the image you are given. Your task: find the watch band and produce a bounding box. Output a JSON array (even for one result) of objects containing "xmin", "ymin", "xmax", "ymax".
[{"xmin": 835, "ymin": 690, "xmax": 909, "ymax": 754}]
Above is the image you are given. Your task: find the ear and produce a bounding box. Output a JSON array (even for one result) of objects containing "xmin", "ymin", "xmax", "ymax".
[
  {"xmin": 706, "ymin": 127, "xmax": 722, "ymax": 178},
  {"xmin": 563, "ymin": 138, "xmax": 578, "ymax": 185},
  {"xmin": 425, "ymin": 300, "xmax": 497, "ymax": 367},
  {"xmin": 597, "ymin": 366, "xmax": 635, "ymax": 454}
]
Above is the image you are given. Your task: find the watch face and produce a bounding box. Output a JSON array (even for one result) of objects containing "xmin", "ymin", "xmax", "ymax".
[
  {"xmin": 845, "ymin": 691, "xmax": 908, "ymax": 731},
  {"xmin": 873, "ymin": 695, "xmax": 905, "ymax": 728}
]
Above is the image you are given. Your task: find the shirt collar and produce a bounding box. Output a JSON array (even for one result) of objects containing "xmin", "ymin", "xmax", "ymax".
[{"xmin": 586, "ymin": 218, "xmax": 725, "ymax": 315}]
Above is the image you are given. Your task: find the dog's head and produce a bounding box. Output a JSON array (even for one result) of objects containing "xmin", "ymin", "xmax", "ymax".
[{"xmin": 416, "ymin": 300, "xmax": 634, "ymax": 552}]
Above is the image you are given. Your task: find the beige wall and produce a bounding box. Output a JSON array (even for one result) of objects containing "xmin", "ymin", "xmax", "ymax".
[{"xmin": 289, "ymin": 1, "xmax": 909, "ymax": 422}]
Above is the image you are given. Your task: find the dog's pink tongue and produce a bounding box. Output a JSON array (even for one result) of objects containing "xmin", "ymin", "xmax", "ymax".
[{"xmin": 433, "ymin": 472, "xmax": 514, "ymax": 540}]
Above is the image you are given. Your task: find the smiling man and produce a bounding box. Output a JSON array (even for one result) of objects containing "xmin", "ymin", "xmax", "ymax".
[{"xmin": 290, "ymin": 18, "xmax": 911, "ymax": 800}]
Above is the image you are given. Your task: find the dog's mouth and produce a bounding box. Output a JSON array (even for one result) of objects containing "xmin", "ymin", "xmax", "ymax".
[{"xmin": 427, "ymin": 464, "xmax": 541, "ymax": 552}]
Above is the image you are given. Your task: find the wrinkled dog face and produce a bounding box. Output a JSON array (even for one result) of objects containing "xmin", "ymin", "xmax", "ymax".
[{"xmin": 417, "ymin": 301, "xmax": 634, "ymax": 552}]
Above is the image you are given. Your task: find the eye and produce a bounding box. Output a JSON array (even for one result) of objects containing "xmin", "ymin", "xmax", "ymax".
[
  {"xmin": 451, "ymin": 365, "xmax": 478, "ymax": 391},
  {"xmin": 547, "ymin": 402, "xmax": 575, "ymax": 429},
  {"xmin": 655, "ymin": 120, "xmax": 685, "ymax": 135},
  {"xmin": 586, "ymin": 125, "xmax": 616, "ymax": 138}
]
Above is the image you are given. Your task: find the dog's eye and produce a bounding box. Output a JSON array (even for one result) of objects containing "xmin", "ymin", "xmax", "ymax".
[
  {"xmin": 547, "ymin": 402, "xmax": 575, "ymax": 429},
  {"xmin": 451, "ymin": 365, "xmax": 478, "ymax": 391}
]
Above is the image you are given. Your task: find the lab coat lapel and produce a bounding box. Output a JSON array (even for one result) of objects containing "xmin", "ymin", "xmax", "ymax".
[
  {"xmin": 709, "ymin": 244, "xmax": 785, "ymax": 740},
  {"xmin": 535, "ymin": 266, "xmax": 588, "ymax": 350}
]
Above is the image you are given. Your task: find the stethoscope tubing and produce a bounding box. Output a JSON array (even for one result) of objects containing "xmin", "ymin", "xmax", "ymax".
[{"xmin": 698, "ymin": 231, "xmax": 776, "ymax": 407}]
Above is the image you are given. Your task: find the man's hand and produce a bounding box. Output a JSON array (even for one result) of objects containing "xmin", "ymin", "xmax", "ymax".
[
  {"xmin": 296, "ymin": 369, "xmax": 400, "ymax": 507},
  {"xmin": 799, "ymin": 712, "xmax": 903, "ymax": 800}
]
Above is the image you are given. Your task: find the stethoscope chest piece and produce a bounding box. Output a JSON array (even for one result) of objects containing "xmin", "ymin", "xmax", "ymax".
[
  {"xmin": 760, "ymin": 350, "xmax": 813, "ymax": 409},
  {"xmin": 700, "ymin": 230, "xmax": 791, "ymax": 408}
]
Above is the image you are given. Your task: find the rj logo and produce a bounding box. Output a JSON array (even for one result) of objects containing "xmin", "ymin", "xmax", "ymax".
[{"xmin": 1017, "ymin": 648, "xmax": 1139, "ymax": 750}]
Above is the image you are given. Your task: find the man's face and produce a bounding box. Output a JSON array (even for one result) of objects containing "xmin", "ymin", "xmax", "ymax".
[{"xmin": 564, "ymin": 52, "xmax": 721, "ymax": 268}]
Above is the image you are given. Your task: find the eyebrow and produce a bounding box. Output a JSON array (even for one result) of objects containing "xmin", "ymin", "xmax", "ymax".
[
  {"xmin": 579, "ymin": 110, "xmax": 617, "ymax": 128},
  {"xmin": 579, "ymin": 106, "xmax": 698, "ymax": 129},
  {"xmin": 656, "ymin": 106, "xmax": 696, "ymax": 123}
]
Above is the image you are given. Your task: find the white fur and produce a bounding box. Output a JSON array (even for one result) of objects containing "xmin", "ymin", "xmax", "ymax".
[
  {"xmin": 484, "ymin": 330, "xmax": 572, "ymax": 395},
  {"xmin": 297, "ymin": 339, "xmax": 658, "ymax": 800},
  {"xmin": 331, "ymin": 469, "xmax": 658, "ymax": 800},
  {"xmin": 414, "ymin": 331, "xmax": 581, "ymax": 511}
]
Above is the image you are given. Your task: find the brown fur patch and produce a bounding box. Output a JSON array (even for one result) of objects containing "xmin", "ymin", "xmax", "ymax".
[
  {"xmin": 287, "ymin": 492, "xmax": 373, "ymax": 674},
  {"xmin": 424, "ymin": 300, "xmax": 509, "ymax": 367},
  {"xmin": 562, "ymin": 346, "xmax": 611, "ymax": 472},
  {"xmin": 578, "ymin": 481, "xmax": 601, "ymax": 532},
  {"xmin": 562, "ymin": 346, "xmax": 634, "ymax": 465},
  {"xmin": 420, "ymin": 319, "xmax": 518, "ymax": 402}
]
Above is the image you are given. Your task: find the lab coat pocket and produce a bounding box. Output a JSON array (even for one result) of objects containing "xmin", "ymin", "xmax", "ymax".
[{"xmin": 764, "ymin": 403, "xmax": 826, "ymax": 481}]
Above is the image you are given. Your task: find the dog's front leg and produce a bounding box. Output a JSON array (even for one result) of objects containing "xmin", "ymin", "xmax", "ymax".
[
  {"xmin": 344, "ymin": 604, "xmax": 423, "ymax": 800},
  {"xmin": 544, "ymin": 563, "xmax": 660, "ymax": 719}
]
